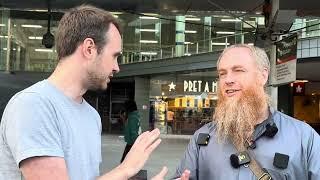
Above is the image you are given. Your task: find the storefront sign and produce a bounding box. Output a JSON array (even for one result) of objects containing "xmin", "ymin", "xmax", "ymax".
[
  {"xmin": 184, "ymin": 80, "xmax": 218, "ymax": 93},
  {"xmin": 274, "ymin": 34, "xmax": 297, "ymax": 85},
  {"xmin": 292, "ymin": 82, "xmax": 305, "ymax": 96}
]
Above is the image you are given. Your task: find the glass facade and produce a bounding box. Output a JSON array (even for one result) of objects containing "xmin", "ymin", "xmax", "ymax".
[
  {"xmin": 0, "ymin": 9, "xmax": 59, "ymax": 72},
  {"xmin": 0, "ymin": 8, "xmax": 267, "ymax": 72},
  {"xmin": 0, "ymin": 8, "xmax": 9, "ymax": 71},
  {"xmin": 2, "ymin": 8, "xmax": 320, "ymax": 73}
]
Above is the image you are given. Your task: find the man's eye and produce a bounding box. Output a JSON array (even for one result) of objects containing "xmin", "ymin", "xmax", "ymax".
[{"xmin": 235, "ymin": 69, "xmax": 245, "ymax": 72}]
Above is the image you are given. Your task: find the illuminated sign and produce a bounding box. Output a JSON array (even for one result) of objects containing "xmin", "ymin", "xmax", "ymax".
[
  {"xmin": 168, "ymin": 82, "xmax": 176, "ymax": 91},
  {"xmin": 183, "ymin": 80, "xmax": 218, "ymax": 93}
]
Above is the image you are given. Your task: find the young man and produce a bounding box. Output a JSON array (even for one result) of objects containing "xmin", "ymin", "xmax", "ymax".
[
  {"xmin": 0, "ymin": 5, "xmax": 190, "ymax": 180},
  {"xmin": 175, "ymin": 44, "xmax": 320, "ymax": 179}
]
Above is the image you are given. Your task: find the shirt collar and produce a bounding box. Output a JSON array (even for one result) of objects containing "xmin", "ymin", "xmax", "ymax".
[{"xmin": 252, "ymin": 106, "xmax": 276, "ymax": 141}]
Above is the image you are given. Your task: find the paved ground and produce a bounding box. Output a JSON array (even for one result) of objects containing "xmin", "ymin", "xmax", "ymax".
[{"xmin": 100, "ymin": 134, "xmax": 190, "ymax": 179}]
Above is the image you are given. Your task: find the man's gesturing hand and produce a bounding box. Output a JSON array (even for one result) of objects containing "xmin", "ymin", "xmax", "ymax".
[{"xmin": 120, "ymin": 128, "xmax": 161, "ymax": 178}]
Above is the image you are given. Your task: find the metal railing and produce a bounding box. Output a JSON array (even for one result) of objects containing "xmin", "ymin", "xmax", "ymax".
[
  {"xmin": 120, "ymin": 34, "xmax": 320, "ymax": 65},
  {"xmin": 2, "ymin": 33, "xmax": 318, "ymax": 73},
  {"xmin": 120, "ymin": 32, "xmax": 253, "ymax": 64}
]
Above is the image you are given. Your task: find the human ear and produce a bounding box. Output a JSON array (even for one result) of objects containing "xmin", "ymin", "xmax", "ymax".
[
  {"xmin": 261, "ymin": 68, "xmax": 269, "ymax": 86},
  {"xmin": 82, "ymin": 38, "xmax": 96, "ymax": 59}
]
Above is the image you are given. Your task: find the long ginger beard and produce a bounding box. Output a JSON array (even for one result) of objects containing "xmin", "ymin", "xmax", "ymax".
[{"xmin": 213, "ymin": 84, "xmax": 269, "ymax": 149}]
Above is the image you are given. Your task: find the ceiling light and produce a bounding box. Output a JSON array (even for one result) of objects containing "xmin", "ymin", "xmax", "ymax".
[
  {"xmin": 111, "ymin": 12, "xmax": 123, "ymax": 15},
  {"xmin": 306, "ymin": 19, "xmax": 318, "ymax": 23},
  {"xmin": 26, "ymin": 9, "xmax": 47, "ymax": 12},
  {"xmin": 139, "ymin": 29, "xmax": 158, "ymax": 32},
  {"xmin": 0, "ymin": 24, "xmax": 5, "ymax": 27},
  {"xmin": 184, "ymin": 42, "xmax": 194, "ymax": 45},
  {"xmin": 0, "ymin": 35, "xmax": 8, "ymax": 38},
  {"xmin": 185, "ymin": 30, "xmax": 197, "ymax": 34},
  {"xmin": 211, "ymin": 42, "xmax": 230, "ymax": 45},
  {"xmin": 216, "ymin": 31, "xmax": 235, "ymax": 35},
  {"xmin": 247, "ymin": 43, "xmax": 254, "ymax": 46},
  {"xmin": 28, "ymin": 36, "xmax": 43, "ymax": 40},
  {"xmin": 139, "ymin": 16, "xmax": 159, "ymax": 20},
  {"xmin": 35, "ymin": 9, "xmax": 47, "ymax": 12},
  {"xmin": 140, "ymin": 52, "xmax": 157, "ymax": 55},
  {"xmin": 213, "ymin": 15, "xmax": 231, "ymax": 18},
  {"xmin": 21, "ymin": 24, "xmax": 42, "ymax": 28},
  {"xmin": 2, "ymin": 48, "xmax": 16, "ymax": 51},
  {"xmin": 140, "ymin": 40, "xmax": 158, "ymax": 43},
  {"xmin": 185, "ymin": 17, "xmax": 201, "ymax": 21},
  {"xmin": 142, "ymin": 13, "xmax": 159, "ymax": 16},
  {"xmin": 35, "ymin": 48, "xmax": 53, "ymax": 52},
  {"xmin": 221, "ymin": 19, "xmax": 241, "ymax": 22}
]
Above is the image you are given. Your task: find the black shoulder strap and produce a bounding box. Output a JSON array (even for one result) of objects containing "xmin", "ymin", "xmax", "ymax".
[{"xmin": 233, "ymin": 142, "xmax": 272, "ymax": 180}]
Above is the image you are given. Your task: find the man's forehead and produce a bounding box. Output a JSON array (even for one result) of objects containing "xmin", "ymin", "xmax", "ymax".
[
  {"xmin": 105, "ymin": 25, "xmax": 122, "ymax": 47},
  {"xmin": 219, "ymin": 48, "xmax": 254, "ymax": 67},
  {"xmin": 222, "ymin": 47, "xmax": 251, "ymax": 58}
]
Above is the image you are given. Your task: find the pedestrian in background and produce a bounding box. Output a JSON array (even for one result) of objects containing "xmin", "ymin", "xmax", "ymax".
[
  {"xmin": 149, "ymin": 102, "xmax": 155, "ymax": 130},
  {"xmin": 121, "ymin": 100, "xmax": 141, "ymax": 162}
]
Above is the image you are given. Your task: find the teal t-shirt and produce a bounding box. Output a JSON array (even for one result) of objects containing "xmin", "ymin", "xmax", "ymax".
[
  {"xmin": 124, "ymin": 111, "xmax": 140, "ymax": 145},
  {"xmin": 0, "ymin": 80, "xmax": 102, "ymax": 180}
]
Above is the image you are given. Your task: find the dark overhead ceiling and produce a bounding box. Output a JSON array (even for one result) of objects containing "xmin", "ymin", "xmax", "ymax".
[
  {"xmin": 1, "ymin": 0, "xmax": 320, "ymax": 16},
  {"xmin": 297, "ymin": 58, "xmax": 320, "ymax": 82}
]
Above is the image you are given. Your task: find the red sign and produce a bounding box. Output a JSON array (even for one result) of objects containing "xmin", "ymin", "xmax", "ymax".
[{"xmin": 292, "ymin": 82, "xmax": 305, "ymax": 96}]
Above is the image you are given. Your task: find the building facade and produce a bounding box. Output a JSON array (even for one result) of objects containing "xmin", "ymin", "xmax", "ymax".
[{"xmin": 1, "ymin": 7, "xmax": 320, "ymax": 134}]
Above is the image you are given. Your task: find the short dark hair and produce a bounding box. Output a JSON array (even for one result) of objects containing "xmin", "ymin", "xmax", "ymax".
[
  {"xmin": 124, "ymin": 100, "xmax": 137, "ymax": 113},
  {"xmin": 56, "ymin": 5, "xmax": 121, "ymax": 60}
]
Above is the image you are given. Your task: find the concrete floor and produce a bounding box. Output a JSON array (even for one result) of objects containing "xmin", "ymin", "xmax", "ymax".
[{"xmin": 99, "ymin": 134, "xmax": 190, "ymax": 179}]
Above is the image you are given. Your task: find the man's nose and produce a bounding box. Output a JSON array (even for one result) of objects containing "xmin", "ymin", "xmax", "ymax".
[
  {"xmin": 113, "ymin": 61, "xmax": 120, "ymax": 73},
  {"xmin": 224, "ymin": 73, "xmax": 235, "ymax": 86}
]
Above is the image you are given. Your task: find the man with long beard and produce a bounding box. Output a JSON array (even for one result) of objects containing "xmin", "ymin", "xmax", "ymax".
[{"xmin": 174, "ymin": 44, "xmax": 320, "ymax": 180}]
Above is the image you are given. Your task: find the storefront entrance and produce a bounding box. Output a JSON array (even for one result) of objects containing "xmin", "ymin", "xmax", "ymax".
[{"xmin": 150, "ymin": 70, "xmax": 218, "ymax": 134}]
